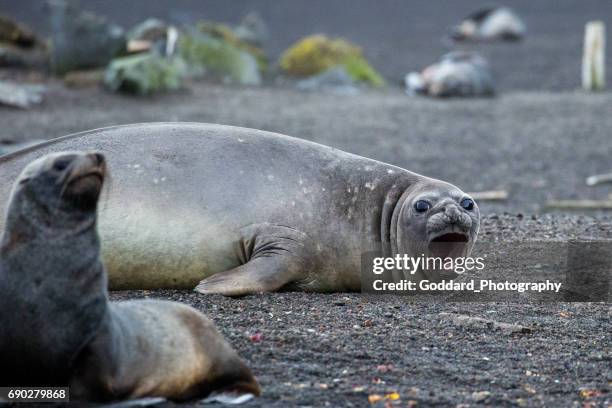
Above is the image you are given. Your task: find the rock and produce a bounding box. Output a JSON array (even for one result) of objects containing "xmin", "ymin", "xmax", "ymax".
[
  {"xmin": 451, "ymin": 7, "xmax": 526, "ymax": 41},
  {"xmin": 280, "ymin": 34, "xmax": 385, "ymax": 87},
  {"xmin": 0, "ymin": 15, "xmax": 38, "ymax": 47},
  {"xmin": 405, "ymin": 52, "xmax": 495, "ymax": 97},
  {"xmin": 234, "ymin": 12, "xmax": 268, "ymax": 47},
  {"xmin": 63, "ymin": 69, "xmax": 104, "ymax": 88},
  {"xmin": 0, "ymin": 43, "xmax": 47, "ymax": 68},
  {"xmin": 104, "ymin": 53, "xmax": 186, "ymax": 95},
  {"xmin": 439, "ymin": 313, "xmax": 532, "ymax": 334},
  {"xmin": 0, "ymin": 81, "xmax": 45, "ymax": 109},
  {"xmin": 296, "ymin": 66, "xmax": 359, "ymax": 95},
  {"xmin": 49, "ymin": 0, "xmax": 126, "ymax": 75},
  {"xmin": 196, "ymin": 21, "xmax": 267, "ymax": 72},
  {"xmin": 471, "ymin": 391, "xmax": 491, "ymax": 402},
  {"xmin": 178, "ymin": 31, "xmax": 261, "ymax": 85}
]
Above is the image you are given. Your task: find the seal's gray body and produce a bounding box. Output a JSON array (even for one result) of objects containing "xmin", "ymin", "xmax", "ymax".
[{"xmin": 0, "ymin": 123, "xmax": 477, "ymax": 293}]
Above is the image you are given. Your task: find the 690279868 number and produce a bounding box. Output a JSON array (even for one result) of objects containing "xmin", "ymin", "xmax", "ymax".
[{"xmin": 0, "ymin": 387, "xmax": 69, "ymax": 402}]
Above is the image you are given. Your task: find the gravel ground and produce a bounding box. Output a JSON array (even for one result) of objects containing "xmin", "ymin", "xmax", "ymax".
[{"xmin": 105, "ymin": 293, "xmax": 610, "ymax": 408}]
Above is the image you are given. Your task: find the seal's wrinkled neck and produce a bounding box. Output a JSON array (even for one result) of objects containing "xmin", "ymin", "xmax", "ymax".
[{"xmin": 381, "ymin": 183, "xmax": 415, "ymax": 257}]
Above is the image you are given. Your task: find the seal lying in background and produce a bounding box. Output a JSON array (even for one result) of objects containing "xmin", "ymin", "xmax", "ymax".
[
  {"xmin": 0, "ymin": 151, "xmax": 260, "ymax": 401},
  {"xmin": 450, "ymin": 7, "xmax": 526, "ymax": 42},
  {"xmin": 405, "ymin": 52, "xmax": 495, "ymax": 98},
  {"xmin": 0, "ymin": 123, "xmax": 480, "ymax": 295}
]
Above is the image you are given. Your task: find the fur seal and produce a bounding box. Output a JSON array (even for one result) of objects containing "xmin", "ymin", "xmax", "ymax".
[
  {"xmin": 405, "ymin": 52, "xmax": 495, "ymax": 97},
  {"xmin": 0, "ymin": 151, "xmax": 260, "ymax": 400},
  {"xmin": 450, "ymin": 7, "xmax": 526, "ymax": 42},
  {"xmin": 0, "ymin": 123, "xmax": 480, "ymax": 295}
]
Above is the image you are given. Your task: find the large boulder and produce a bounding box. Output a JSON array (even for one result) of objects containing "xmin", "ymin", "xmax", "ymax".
[
  {"xmin": 104, "ymin": 53, "xmax": 186, "ymax": 95},
  {"xmin": 279, "ymin": 34, "xmax": 384, "ymax": 87},
  {"xmin": 49, "ymin": 0, "xmax": 126, "ymax": 75},
  {"xmin": 0, "ymin": 15, "xmax": 38, "ymax": 47},
  {"xmin": 0, "ymin": 15, "xmax": 47, "ymax": 69},
  {"xmin": 196, "ymin": 21, "xmax": 267, "ymax": 72},
  {"xmin": 296, "ymin": 66, "xmax": 359, "ymax": 95},
  {"xmin": 178, "ymin": 30, "xmax": 261, "ymax": 85}
]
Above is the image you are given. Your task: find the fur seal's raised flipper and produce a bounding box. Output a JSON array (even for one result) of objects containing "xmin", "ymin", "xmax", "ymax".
[
  {"xmin": 0, "ymin": 123, "xmax": 480, "ymax": 293},
  {"xmin": 0, "ymin": 151, "xmax": 260, "ymax": 401}
]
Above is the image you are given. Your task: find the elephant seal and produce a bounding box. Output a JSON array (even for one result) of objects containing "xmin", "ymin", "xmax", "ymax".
[
  {"xmin": 0, "ymin": 123, "xmax": 480, "ymax": 295},
  {"xmin": 450, "ymin": 7, "xmax": 526, "ymax": 42},
  {"xmin": 405, "ymin": 52, "xmax": 495, "ymax": 97},
  {"xmin": 0, "ymin": 151, "xmax": 260, "ymax": 400}
]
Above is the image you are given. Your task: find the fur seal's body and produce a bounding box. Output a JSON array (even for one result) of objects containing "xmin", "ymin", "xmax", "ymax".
[
  {"xmin": 0, "ymin": 123, "xmax": 480, "ymax": 295},
  {"xmin": 405, "ymin": 52, "xmax": 495, "ymax": 98},
  {"xmin": 0, "ymin": 152, "xmax": 259, "ymax": 400}
]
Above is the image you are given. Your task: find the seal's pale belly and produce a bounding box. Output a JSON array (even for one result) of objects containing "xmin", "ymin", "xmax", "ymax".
[{"xmin": 100, "ymin": 204, "xmax": 240, "ymax": 289}]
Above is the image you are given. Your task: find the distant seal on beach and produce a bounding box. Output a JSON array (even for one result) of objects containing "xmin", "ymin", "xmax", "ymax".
[
  {"xmin": 405, "ymin": 52, "xmax": 495, "ymax": 98},
  {"xmin": 450, "ymin": 7, "xmax": 526, "ymax": 41},
  {"xmin": 0, "ymin": 123, "xmax": 480, "ymax": 295},
  {"xmin": 0, "ymin": 151, "xmax": 260, "ymax": 400}
]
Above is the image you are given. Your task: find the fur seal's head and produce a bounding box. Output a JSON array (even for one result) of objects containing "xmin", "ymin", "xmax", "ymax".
[
  {"xmin": 7, "ymin": 151, "xmax": 106, "ymax": 232},
  {"xmin": 450, "ymin": 7, "xmax": 526, "ymax": 42},
  {"xmin": 395, "ymin": 180, "xmax": 480, "ymax": 280}
]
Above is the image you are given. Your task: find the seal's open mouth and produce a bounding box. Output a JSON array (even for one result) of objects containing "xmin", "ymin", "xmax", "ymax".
[{"xmin": 428, "ymin": 232, "xmax": 469, "ymax": 259}]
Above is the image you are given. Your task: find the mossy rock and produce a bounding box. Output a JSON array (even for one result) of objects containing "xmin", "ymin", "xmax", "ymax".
[
  {"xmin": 178, "ymin": 31, "xmax": 261, "ymax": 85},
  {"xmin": 279, "ymin": 34, "xmax": 385, "ymax": 87},
  {"xmin": 196, "ymin": 21, "xmax": 267, "ymax": 72},
  {"xmin": 104, "ymin": 53, "xmax": 186, "ymax": 95}
]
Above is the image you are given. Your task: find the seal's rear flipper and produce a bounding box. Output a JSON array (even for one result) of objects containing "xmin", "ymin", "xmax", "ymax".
[
  {"xmin": 194, "ymin": 258, "xmax": 295, "ymax": 296},
  {"xmin": 195, "ymin": 223, "xmax": 312, "ymax": 296}
]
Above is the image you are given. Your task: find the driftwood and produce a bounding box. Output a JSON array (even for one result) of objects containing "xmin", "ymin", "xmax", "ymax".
[
  {"xmin": 586, "ymin": 172, "xmax": 612, "ymax": 186},
  {"xmin": 468, "ymin": 190, "xmax": 508, "ymax": 201},
  {"xmin": 439, "ymin": 313, "xmax": 532, "ymax": 334},
  {"xmin": 546, "ymin": 199, "xmax": 612, "ymax": 210}
]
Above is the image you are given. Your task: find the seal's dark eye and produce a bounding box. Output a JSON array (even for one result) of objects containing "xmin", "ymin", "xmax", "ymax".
[
  {"xmin": 414, "ymin": 200, "xmax": 431, "ymax": 213},
  {"xmin": 53, "ymin": 158, "xmax": 71, "ymax": 171},
  {"xmin": 461, "ymin": 198, "xmax": 475, "ymax": 211}
]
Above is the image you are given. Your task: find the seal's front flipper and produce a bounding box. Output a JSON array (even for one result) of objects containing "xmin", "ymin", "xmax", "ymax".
[{"xmin": 195, "ymin": 224, "xmax": 313, "ymax": 296}]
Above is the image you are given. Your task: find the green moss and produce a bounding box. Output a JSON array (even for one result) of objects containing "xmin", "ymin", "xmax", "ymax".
[
  {"xmin": 343, "ymin": 56, "xmax": 385, "ymax": 87},
  {"xmin": 279, "ymin": 34, "xmax": 385, "ymax": 87},
  {"xmin": 177, "ymin": 31, "xmax": 261, "ymax": 85},
  {"xmin": 104, "ymin": 53, "xmax": 186, "ymax": 95},
  {"xmin": 196, "ymin": 21, "xmax": 267, "ymax": 72}
]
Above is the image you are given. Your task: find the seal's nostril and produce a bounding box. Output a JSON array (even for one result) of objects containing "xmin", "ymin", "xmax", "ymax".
[{"xmin": 91, "ymin": 153, "xmax": 105, "ymax": 166}]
